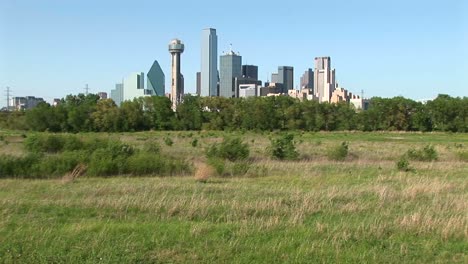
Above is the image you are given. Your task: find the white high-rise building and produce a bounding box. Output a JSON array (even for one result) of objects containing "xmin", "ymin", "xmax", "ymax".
[
  {"xmin": 314, "ymin": 57, "xmax": 336, "ymax": 103},
  {"xmin": 201, "ymin": 28, "xmax": 218, "ymax": 96},
  {"xmin": 123, "ymin": 72, "xmax": 149, "ymax": 102}
]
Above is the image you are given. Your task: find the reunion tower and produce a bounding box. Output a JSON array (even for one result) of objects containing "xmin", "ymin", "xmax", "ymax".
[{"xmin": 168, "ymin": 39, "xmax": 184, "ymax": 110}]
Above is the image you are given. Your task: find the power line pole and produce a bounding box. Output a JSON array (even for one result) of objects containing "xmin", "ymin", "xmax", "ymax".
[
  {"xmin": 5, "ymin": 86, "xmax": 11, "ymax": 111},
  {"xmin": 84, "ymin": 84, "xmax": 90, "ymax": 95}
]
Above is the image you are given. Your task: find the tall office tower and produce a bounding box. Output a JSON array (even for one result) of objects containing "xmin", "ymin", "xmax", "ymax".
[
  {"xmin": 201, "ymin": 28, "xmax": 218, "ymax": 96},
  {"xmin": 314, "ymin": 57, "xmax": 336, "ymax": 103},
  {"xmin": 168, "ymin": 39, "xmax": 185, "ymax": 110},
  {"xmin": 111, "ymin": 83, "xmax": 123, "ymax": 106},
  {"xmin": 147, "ymin": 60, "xmax": 165, "ymax": 96},
  {"xmin": 278, "ymin": 66, "xmax": 294, "ymax": 93},
  {"xmin": 196, "ymin": 72, "xmax": 201, "ymax": 95},
  {"xmin": 123, "ymin": 72, "xmax": 148, "ymax": 102},
  {"xmin": 242, "ymin": 65, "xmax": 258, "ymax": 80},
  {"xmin": 271, "ymin": 73, "xmax": 279, "ymax": 83},
  {"xmin": 300, "ymin": 68, "xmax": 314, "ymax": 90},
  {"xmin": 219, "ymin": 49, "xmax": 242, "ymax": 98}
]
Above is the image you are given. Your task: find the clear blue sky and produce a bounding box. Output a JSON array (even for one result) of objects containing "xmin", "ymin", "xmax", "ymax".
[{"xmin": 0, "ymin": 0, "xmax": 466, "ymax": 107}]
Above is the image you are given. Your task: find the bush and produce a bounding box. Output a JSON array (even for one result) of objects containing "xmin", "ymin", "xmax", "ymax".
[
  {"xmin": 32, "ymin": 151, "xmax": 88, "ymax": 177},
  {"xmin": 126, "ymin": 153, "xmax": 190, "ymax": 176},
  {"xmin": 164, "ymin": 137, "xmax": 174, "ymax": 146},
  {"xmin": 191, "ymin": 138, "xmax": 198, "ymax": 147},
  {"xmin": 406, "ymin": 145, "xmax": 438, "ymax": 161},
  {"xmin": 24, "ymin": 134, "xmax": 84, "ymax": 153},
  {"xmin": 143, "ymin": 141, "xmax": 161, "ymax": 154},
  {"xmin": 456, "ymin": 151, "xmax": 468, "ymax": 162},
  {"xmin": 327, "ymin": 142, "xmax": 349, "ymax": 161},
  {"xmin": 269, "ymin": 134, "xmax": 299, "ymax": 160},
  {"xmin": 86, "ymin": 141, "xmax": 134, "ymax": 176},
  {"xmin": 206, "ymin": 137, "xmax": 249, "ymax": 161},
  {"xmin": 396, "ymin": 156, "xmax": 412, "ymax": 172},
  {"xmin": 0, "ymin": 154, "xmax": 41, "ymax": 178},
  {"xmin": 207, "ymin": 158, "xmax": 226, "ymax": 176}
]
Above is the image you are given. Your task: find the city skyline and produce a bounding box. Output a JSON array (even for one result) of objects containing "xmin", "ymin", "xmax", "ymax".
[{"xmin": 0, "ymin": 0, "xmax": 466, "ymax": 107}]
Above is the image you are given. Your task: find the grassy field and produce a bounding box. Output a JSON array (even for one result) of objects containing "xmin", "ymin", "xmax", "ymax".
[{"xmin": 0, "ymin": 131, "xmax": 467, "ymax": 263}]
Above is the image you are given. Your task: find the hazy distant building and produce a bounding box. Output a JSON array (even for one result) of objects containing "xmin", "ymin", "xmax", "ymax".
[
  {"xmin": 147, "ymin": 60, "xmax": 165, "ymax": 96},
  {"xmin": 234, "ymin": 77, "xmax": 262, "ymax": 97},
  {"xmin": 10, "ymin": 96, "xmax": 44, "ymax": 110},
  {"xmin": 314, "ymin": 57, "xmax": 336, "ymax": 103},
  {"xmin": 196, "ymin": 72, "xmax": 201, "ymax": 96},
  {"xmin": 271, "ymin": 73, "xmax": 279, "ymax": 83},
  {"xmin": 330, "ymin": 87, "xmax": 348, "ymax": 104},
  {"xmin": 110, "ymin": 83, "xmax": 123, "ymax": 106},
  {"xmin": 219, "ymin": 50, "xmax": 242, "ymax": 98},
  {"xmin": 123, "ymin": 72, "xmax": 150, "ymax": 102},
  {"xmin": 278, "ymin": 66, "xmax": 293, "ymax": 93},
  {"xmin": 53, "ymin": 98, "xmax": 61, "ymax": 107},
  {"xmin": 98, "ymin": 92, "xmax": 108, "ymax": 100},
  {"xmin": 300, "ymin": 68, "xmax": 314, "ymax": 90},
  {"xmin": 239, "ymin": 84, "xmax": 257, "ymax": 98},
  {"xmin": 201, "ymin": 28, "xmax": 218, "ymax": 96},
  {"xmin": 242, "ymin": 65, "xmax": 258, "ymax": 80}
]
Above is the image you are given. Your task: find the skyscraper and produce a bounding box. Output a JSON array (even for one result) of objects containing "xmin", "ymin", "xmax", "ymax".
[
  {"xmin": 242, "ymin": 65, "xmax": 258, "ymax": 80},
  {"xmin": 300, "ymin": 68, "xmax": 314, "ymax": 90},
  {"xmin": 220, "ymin": 50, "xmax": 242, "ymax": 98},
  {"xmin": 278, "ymin": 66, "xmax": 294, "ymax": 93},
  {"xmin": 196, "ymin": 72, "xmax": 201, "ymax": 96},
  {"xmin": 168, "ymin": 39, "xmax": 184, "ymax": 110},
  {"xmin": 147, "ymin": 60, "xmax": 165, "ymax": 96},
  {"xmin": 314, "ymin": 57, "xmax": 336, "ymax": 103},
  {"xmin": 201, "ymin": 28, "xmax": 218, "ymax": 96},
  {"xmin": 110, "ymin": 83, "xmax": 123, "ymax": 106},
  {"xmin": 123, "ymin": 72, "xmax": 147, "ymax": 102}
]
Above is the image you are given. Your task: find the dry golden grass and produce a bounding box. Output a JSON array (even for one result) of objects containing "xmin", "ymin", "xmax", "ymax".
[{"xmin": 193, "ymin": 162, "xmax": 216, "ymax": 183}]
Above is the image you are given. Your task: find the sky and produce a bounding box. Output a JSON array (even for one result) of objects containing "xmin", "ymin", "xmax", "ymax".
[{"xmin": 0, "ymin": 0, "xmax": 466, "ymax": 107}]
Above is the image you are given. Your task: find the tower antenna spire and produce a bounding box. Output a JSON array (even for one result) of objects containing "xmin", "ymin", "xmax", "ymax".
[{"xmin": 5, "ymin": 86, "xmax": 11, "ymax": 111}]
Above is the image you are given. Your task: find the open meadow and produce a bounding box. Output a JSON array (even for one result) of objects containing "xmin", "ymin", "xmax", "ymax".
[{"xmin": 0, "ymin": 131, "xmax": 467, "ymax": 263}]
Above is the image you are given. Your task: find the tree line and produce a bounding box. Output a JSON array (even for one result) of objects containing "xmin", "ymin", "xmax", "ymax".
[{"xmin": 0, "ymin": 94, "xmax": 466, "ymax": 132}]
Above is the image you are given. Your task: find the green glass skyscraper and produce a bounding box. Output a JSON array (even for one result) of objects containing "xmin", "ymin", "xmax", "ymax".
[{"xmin": 147, "ymin": 60, "xmax": 165, "ymax": 96}]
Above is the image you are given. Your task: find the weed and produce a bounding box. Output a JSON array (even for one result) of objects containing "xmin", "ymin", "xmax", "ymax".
[
  {"xmin": 406, "ymin": 144, "xmax": 438, "ymax": 161},
  {"xmin": 269, "ymin": 134, "xmax": 299, "ymax": 160},
  {"xmin": 164, "ymin": 137, "xmax": 174, "ymax": 146},
  {"xmin": 206, "ymin": 137, "xmax": 249, "ymax": 161},
  {"xmin": 396, "ymin": 156, "xmax": 412, "ymax": 172},
  {"xmin": 327, "ymin": 142, "xmax": 349, "ymax": 161}
]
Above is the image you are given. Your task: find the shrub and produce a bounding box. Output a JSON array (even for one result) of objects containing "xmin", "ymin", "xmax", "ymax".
[
  {"xmin": 0, "ymin": 154, "xmax": 41, "ymax": 178},
  {"xmin": 191, "ymin": 138, "xmax": 198, "ymax": 147},
  {"xmin": 164, "ymin": 137, "xmax": 174, "ymax": 146},
  {"xmin": 206, "ymin": 137, "xmax": 249, "ymax": 161},
  {"xmin": 86, "ymin": 141, "xmax": 134, "ymax": 176},
  {"xmin": 62, "ymin": 135, "xmax": 84, "ymax": 151},
  {"xmin": 231, "ymin": 161, "xmax": 251, "ymax": 176},
  {"xmin": 456, "ymin": 151, "xmax": 468, "ymax": 162},
  {"xmin": 327, "ymin": 142, "xmax": 349, "ymax": 161},
  {"xmin": 207, "ymin": 158, "xmax": 225, "ymax": 176},
  {"xmin": 126, "ymin": 153, "xmax": 190, "ymax": 176},
  {"xmin": 33, "ymin": 151, "xmax": 88, "ymax": 177},
  {"xmin": 396, "ymin": 156, "xmax": 412, "ymax": 172},
  {"xmin": 406, "ymin": 145, "xmax": 438, "ymax": 161},
  {"xmin": 143, "ymin": 141, "xmax": 161, "ymax": 154},
  {"xmin": 24, "ymin": 134, "xmax": 84, "ymax": 153},
  {"xmin": 269, "ymin": 134, "xmax": 299, "ymax": 160}
]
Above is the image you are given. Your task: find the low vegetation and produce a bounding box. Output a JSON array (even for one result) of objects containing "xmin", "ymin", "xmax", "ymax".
[{"xmin": 0, "ymin": 131, "xmax": 466, "ymax": 263}]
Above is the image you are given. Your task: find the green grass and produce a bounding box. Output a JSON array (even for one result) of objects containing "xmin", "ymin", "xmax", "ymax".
[{"xmin": 0, "ymin": 131, "xmax": 467, "ymax": 263}]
